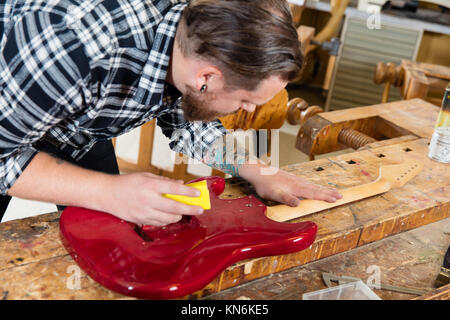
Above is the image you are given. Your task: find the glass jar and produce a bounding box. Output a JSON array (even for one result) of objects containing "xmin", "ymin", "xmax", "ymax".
[{"xmin": 428, "ymin": 85, "xmax": 450, "ymax": 163}]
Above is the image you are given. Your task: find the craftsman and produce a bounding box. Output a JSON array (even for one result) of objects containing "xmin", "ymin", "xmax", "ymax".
[{"xmin": 0, "ymin": 0, "xmax": 341, "ymax": 225}]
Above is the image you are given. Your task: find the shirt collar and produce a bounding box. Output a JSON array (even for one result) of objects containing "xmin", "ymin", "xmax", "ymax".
[{"xmin": 134, "ymin": 2, "xmax": 187, "ymax": 106}]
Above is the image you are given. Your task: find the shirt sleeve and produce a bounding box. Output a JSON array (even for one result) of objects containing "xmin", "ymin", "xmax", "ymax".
[
  {"xmin": 0, "ymin": 11, "xmax": 90, "ymax": 194},
  {"xmin": 156, "ymin": 102, "xmax": 227, "ymax": 162}
]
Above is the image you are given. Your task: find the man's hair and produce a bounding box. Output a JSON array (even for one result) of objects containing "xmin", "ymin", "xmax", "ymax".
[{"xmin": 177, "ymin": 0, "xmax": 303, "ymax": 91}]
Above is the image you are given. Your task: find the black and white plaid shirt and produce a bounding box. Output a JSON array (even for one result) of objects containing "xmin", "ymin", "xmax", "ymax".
[{"xmin": 0, "ymin": 0, "xmax": 227, "ymax": 194}]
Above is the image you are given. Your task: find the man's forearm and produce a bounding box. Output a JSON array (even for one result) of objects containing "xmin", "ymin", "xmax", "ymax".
[
  {"xmin": 8, "ymin": 151, "xmax": 208, "ymax": 225},
  {"xmin": 7, "ymin": 152, "xmax": 114, "ymax": 211}
]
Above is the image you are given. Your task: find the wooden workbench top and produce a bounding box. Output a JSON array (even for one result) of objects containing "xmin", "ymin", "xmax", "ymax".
[{"xmin": 0, "ymin": 135, "xmax": 448, "ymax": 299}]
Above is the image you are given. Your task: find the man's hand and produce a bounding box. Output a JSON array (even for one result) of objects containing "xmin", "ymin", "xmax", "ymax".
[
  {"xmin": 203, "ymin": 132, "xmax": 342, "ymax": 207},
  {"xmin": 240, "ymin": 163, "xmax": 343, "ymax": 207},
  {"xmin": 8, "ymin": 152, "xmax": 204, "ymax": 226},
  {"xmin": 100, "ymin": 172, "xmax": 204, "ymax": 226}
]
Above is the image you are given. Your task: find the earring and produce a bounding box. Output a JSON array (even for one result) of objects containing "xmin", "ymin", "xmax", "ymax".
[{"xmin": 200, "ymin": 84, "xmax": 207, "ymax": 93}]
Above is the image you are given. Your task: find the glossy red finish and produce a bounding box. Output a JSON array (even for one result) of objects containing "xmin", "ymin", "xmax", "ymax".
[{"xmin": 60, "ymin": 176, "xmax": 317, "ymax": 299}]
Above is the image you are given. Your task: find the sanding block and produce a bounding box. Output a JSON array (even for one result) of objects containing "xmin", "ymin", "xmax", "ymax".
[{"xmin": 163, "ymin": 180, "xmax": 211, "ymax": 210}]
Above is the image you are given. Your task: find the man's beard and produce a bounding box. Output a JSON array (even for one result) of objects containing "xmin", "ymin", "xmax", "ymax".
[{"xmin": 181, "ymin": 86, "xmax": 234, "ymax": 122}]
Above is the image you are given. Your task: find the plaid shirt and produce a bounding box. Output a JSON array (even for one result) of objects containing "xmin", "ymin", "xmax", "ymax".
[{"xmin": 0, "ymin": 0, "xmax": 227, "ymax": 194}]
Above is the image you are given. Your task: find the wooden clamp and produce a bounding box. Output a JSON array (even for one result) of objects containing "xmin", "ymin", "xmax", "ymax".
[
  {"xmin": 374, "ymin": 62, "xmax": 404, "ymax": 103},
  {"xmin": 338, "ymin": 127, "xmax": 377, "ymax": 150},
  {"xmin": 288, "ymin": 98, "xmax": 378, "ymax": 159},
  {"xmin": 286, "ymin": 97, "xmax": 324, "ymax": 126}
]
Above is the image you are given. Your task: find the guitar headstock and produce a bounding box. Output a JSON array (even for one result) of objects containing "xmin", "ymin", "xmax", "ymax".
[{"xmin": 378, "ymin": 160, "xmax": 424, "ymax": 188}]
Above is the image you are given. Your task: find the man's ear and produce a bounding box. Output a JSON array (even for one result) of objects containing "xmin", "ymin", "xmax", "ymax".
[{"xmin": 195, "ymin": 66, "xmax": 224, "ymax": 92}]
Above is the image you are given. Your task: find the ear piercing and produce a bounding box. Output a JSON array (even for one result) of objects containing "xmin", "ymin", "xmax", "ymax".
[{"xmin": 200, "ymin": 84, "xmax": 207, "ymax": 93}]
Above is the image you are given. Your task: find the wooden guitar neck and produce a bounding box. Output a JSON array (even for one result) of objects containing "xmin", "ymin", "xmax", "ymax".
[{"xmin": 266, "ymin": 160, "xmax": 423, "ymax": 222}]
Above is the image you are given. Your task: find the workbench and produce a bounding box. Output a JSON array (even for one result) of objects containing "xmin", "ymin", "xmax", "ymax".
[{"xmin": 0, "ymin": 99, "xmax": 448, "ymax": 300}]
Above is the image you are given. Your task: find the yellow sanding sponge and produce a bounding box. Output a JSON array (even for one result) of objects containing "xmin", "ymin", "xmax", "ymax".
[{"xmin": 163, "ymin": 180, "xmax": 211, "ymax": 210}]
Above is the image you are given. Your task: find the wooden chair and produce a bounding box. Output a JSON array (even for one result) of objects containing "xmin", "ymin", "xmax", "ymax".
[
  {"xmin": 112, "ymin": 89, "xmax": 289, "ymax": 181},
  {"xmin": 111, "ymin": 119, "xmax": 199, "ymax": 181},
  {"xmin": 374, "ymin": 60, "xmax": 450, "ymax": 105}
]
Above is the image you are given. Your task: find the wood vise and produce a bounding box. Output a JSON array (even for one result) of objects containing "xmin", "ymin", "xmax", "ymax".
[{"xmin": 289, "ymin": 98, "xmax": 440, "ymax": 160}]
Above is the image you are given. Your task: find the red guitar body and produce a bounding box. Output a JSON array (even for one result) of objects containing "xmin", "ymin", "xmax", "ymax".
[{"xmin": 60, "ymin": 176, "xmax": 317, "ymax": 299}]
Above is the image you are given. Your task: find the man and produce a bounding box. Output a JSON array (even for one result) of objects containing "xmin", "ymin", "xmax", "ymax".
[{"xmin": 0, "ymin": 0, "xmax": 341, "ymax": 225}]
